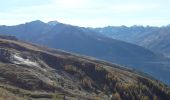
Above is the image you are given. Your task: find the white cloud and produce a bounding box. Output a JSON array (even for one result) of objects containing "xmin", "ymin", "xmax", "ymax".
[
  {"xmin": 109, "ymin": 3, "xmax": 158, "ymax": 13},
  {"xmin": 54, "ymin": 0, "xmax": 86, "ymax": 8}
]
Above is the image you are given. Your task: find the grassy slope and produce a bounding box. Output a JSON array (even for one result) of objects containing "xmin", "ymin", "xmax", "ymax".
[{"xmin": 0, "ymin": 38, "xmax": 169, "ymax": 100}]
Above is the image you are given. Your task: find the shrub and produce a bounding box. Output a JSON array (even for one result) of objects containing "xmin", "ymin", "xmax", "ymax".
[{"xmin": 112, "ymin": 92, "xmax": 121, "ymax": 100}]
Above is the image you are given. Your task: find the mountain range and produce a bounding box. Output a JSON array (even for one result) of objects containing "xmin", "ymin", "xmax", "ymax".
[
  {"xmin": 0, "ymin": 36, "xmax": 169, "ymax": 100},
  {"xmin": 0, "ymin": 20, "xmax": 170, "ymax": 85},
  {"xmin": 93, "ymin": 25, "xmax": 170, "ymax": 56}
]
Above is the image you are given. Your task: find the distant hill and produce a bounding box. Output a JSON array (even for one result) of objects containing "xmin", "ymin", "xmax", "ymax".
[
  {"xmin": 0, "ymin": 21, "xmax": 170, "ymax": 85},
  {"xmin": 93, "ymin": 25, "xmax": 170, "ymax": 55},
  {"xmin": 0, "ymin": 37, "xmax": 169, "ymax": 100}
]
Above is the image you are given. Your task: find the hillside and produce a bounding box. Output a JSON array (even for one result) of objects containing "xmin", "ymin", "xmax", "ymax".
[
  {"xmin": 94, "ymin": 25, "xmax": 170, "ymax": 55},
  {"xmin": 0, "ymin": 37, "xmax": 170, "ymax": 100},
  {"xmin": 0, "ymin": 21, "xmax": 170, "ymax": 85}
]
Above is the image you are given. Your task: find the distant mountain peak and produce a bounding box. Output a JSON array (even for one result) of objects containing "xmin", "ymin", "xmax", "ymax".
[
  {"xmin": 24, "ymin": 20, "xmax": 46, "ymax": 26},
  {"xmin": 28, "ymin": 20, "xmax": 44, "ymax": 23},
  {"xmin": 47, "ymin": 20, "xmax": 61, "ymax": 26}
]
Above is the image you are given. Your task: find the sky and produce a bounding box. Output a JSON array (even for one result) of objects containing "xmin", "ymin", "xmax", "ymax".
[{"xmin": 0, "ymin": 0, "xmax": 170, "ymax": 27}]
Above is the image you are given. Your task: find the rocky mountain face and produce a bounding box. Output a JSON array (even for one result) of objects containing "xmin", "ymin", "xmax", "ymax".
[
  {"xmin": 93, "ymin": 25, "xmax": 170, "ymax": 55},
  {"xmin": 0, "ymin": 21, "xmax": 170, "ymax": 85},
  {"xmin": 0, "ymin": 37, "xmax": 170, "ymax": 100}
]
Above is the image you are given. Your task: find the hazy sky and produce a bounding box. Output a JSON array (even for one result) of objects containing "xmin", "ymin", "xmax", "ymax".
[{"xmin": 0, "ymin": 0, "xmax": 170, "ymax": 27}]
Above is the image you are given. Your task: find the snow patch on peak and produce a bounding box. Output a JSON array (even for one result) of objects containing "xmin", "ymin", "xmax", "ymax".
[{"xmin": 47, "ymin": 20, "xmax": 60, "ymax": 26}]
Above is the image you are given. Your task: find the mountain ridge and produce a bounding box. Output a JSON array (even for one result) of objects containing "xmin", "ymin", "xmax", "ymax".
[
  {"xmin": 93, "ymin": 25, "xmax": 170, "ymax": 55},
  {"xmin": 0, "ymin": 21, "xmax": 170, "ymax": 85}
]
